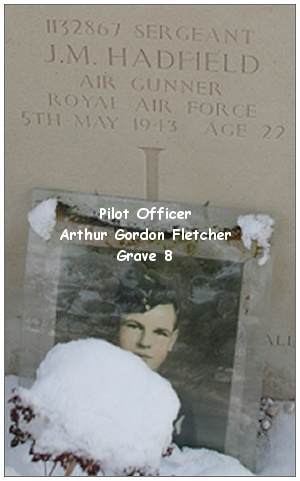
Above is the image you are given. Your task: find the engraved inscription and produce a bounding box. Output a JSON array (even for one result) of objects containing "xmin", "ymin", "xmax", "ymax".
[
  {"xmin": 107, "ymin": 47, "xmax": 260, "ymax": 73},
  {"xmin": 46, "ymin": 19, "xmax": 121, "ymax": 37},
  {"xmin": 45, "ymin": 44, "xmax": 91, "ymax": 64},
  {"xmin": 17, "ymin": 16, "xmax": 287, "ymax": 140},
  {"xmin": 133, "ymin": 24, "xmax": 254, "ymax": 45},
  {"xmin": 267, "ymin": 334, "xmax": 295, "ymax": 348}
]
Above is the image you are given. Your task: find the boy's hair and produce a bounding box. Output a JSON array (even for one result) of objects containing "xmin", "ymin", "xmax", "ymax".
[{"xmin": 116, "ymin": 266, "xmax": 181, "ymax": 329}]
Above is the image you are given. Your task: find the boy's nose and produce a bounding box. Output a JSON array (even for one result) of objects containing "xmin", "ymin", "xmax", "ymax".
[{"xmin": 137, "ymin": 331, "xmax": 151, "ymax": 348}]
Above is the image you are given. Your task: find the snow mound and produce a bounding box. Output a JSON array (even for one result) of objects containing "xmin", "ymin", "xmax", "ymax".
[
  {"xmin": 17, "ymin": 339, "xmax": 180, "ymax": 475},
  {"xmin": 27, "ymin": 198, "xmax": 57, "ymax": 240},
  {"xmin": 160, "ymin": 445, "xmax": 253, "ymax": 476},
  {"xmin": 6, "ymin": 376, "xmax": 295, "ymax": 476},
  {"xmin": 237, "ymin": 214, "xmax": 274, "ymax": 265}
]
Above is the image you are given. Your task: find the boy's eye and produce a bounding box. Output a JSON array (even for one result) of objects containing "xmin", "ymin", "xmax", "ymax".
[
  {"xmin": 124, "ymin": 322, "xmax": 142, "ymax": 330},
  {"xmin": 154, "ymin": 329, "xmax": 169, "ymax": 337}
]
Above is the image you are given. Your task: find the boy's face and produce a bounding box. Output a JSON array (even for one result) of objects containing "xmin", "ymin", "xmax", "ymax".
[{"xmin": 119, "ymin": 304, "xmax": 178, "ymax": 371}]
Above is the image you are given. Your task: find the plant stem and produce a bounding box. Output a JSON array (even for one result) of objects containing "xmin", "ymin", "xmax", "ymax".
[
  {"xmin": 49, "ymin": 462, "xmax": 57, "ymax": 476},
  {"xmin": 64, "ymin": 458, "xmax": 77, "ymax": 476}
]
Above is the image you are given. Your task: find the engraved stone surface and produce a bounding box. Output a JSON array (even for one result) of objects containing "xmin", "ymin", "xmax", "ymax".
[{"xmin": 5, "ymin": 5, "xmax": 295, "ymax": 398}]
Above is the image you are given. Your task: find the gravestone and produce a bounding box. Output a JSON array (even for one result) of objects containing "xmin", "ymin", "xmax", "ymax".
[{"xmin": 5, "ymin": 5, "xmax": 295, "ymax": 399}]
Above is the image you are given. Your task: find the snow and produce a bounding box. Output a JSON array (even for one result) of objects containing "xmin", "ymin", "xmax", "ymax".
[
  {"xmin": 27, "ymin": 198, "xmax": 57, "ymax": 240},
  {"xmin": 11, "ymin": 339, "xmax": 180, "ymax": 475},
  {"xmin": 5, "ymin": 466, "xmax": 21, "ymax": 476},
  {"xmin": 237, "ymin": 214, "xmax": 274, "ymax": 265},
  {"xmin": 5, "ymin": 365, "xmax": 252, "ymax": 476},
  {"xmin": 5, "ymin": 356, "xmax": 295, "ymax": 476},
  {"xmin": 258, "ymin": 408, "xmax": 295, "ymax": 476},
  {"xmin": 160, "ymin": 445, "xmax": 253, "ymax": 476}
]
